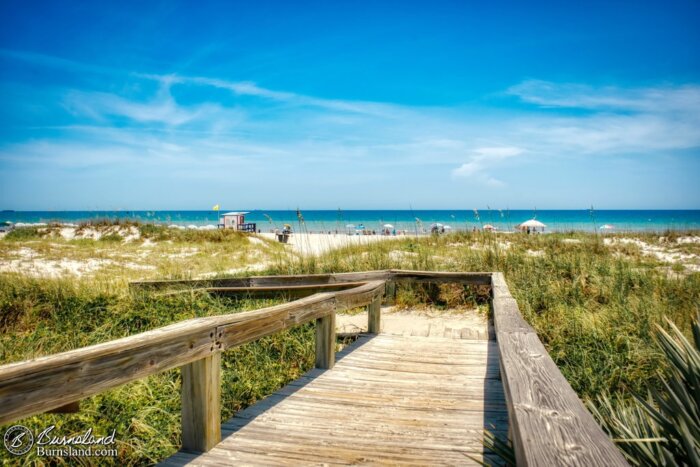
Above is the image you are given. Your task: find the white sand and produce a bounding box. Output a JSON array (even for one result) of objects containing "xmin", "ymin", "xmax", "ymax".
[
  {"xmin": 56, "ymin": 225, "xmax": 141, "ymax": 242},
  {"xmin": 336, "ymin": 306, "xmax": 490, "ymax": 340},
  {"xmin": 604, "ymin": 237, "xmax": 700, "ymax": 272},
  {"xmin": 258, "ymin": 232, "xmax": 402, "ymax": 256},
  {"xmin": 0, "ymin": 246, "xmax": 157, "ymax": 277},
  {"xmin": 0, "ymin": 254, "xmax": 155, "ymax": 278}
]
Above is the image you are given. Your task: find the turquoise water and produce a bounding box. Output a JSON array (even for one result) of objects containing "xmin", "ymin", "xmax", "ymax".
[{"xmin": 3, "ymin": 210, "xmax": 699, "ymax": 233}]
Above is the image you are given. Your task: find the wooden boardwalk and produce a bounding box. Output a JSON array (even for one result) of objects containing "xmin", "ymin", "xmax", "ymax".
[
  {"xmin": 162, "ymin": 332, "xmax": 507, "ymax": 466},
  {"xmin": 1, "ymin": 270, "xmax": 629, "ymax": 466}
]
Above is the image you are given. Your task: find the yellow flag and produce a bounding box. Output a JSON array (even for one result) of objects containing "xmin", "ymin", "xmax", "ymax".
[{"xmin": 212, "ymin": 204, "xmax": 220, "ymax": 211}]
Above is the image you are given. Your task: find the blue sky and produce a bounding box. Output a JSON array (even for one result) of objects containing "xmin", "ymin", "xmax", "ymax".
[{"xmin": 1, "ymin": 0, "xmax": 699, "ymax": 210}]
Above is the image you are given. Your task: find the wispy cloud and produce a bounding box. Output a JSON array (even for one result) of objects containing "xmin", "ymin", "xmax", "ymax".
[
  {"xmin": 63, "ymin": 82, "xmax": 236, "ymax": 127},
  {"xmin": 452, "ymin": 147, "xmax": 524, "ymax": 186},
  {"xmin": 507, "ymin": 79, "xmax": 700, "ymax": 114},
  {"xmin": 504, "ymin": 80, "xmax": 700, "ymax": 154},
  {"xmin": 174, "ymin": 75, "xmax": 398, "ymax": 117}
]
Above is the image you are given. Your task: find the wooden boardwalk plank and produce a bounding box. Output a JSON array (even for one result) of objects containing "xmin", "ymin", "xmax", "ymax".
[{"xmin": 162, "ymin": 333, "xmax": 507, "ymax": 466}]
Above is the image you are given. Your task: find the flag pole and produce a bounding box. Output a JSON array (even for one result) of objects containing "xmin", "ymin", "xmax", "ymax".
[{"xmin": 213, "ymin": 204, "xmax": 220, "ymax": 228}]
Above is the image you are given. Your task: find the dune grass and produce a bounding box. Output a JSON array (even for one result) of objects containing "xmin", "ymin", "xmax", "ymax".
[{"xmin": 588, "ymin": 315, "xmax": 700, "ymax": 466}]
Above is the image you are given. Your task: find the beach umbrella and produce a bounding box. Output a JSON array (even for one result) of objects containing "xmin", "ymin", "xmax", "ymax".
[
  {"xmin": 600, "ymin": 224, "xmax": 614, "ymax": 230},
  {"xmin": 443, "ymin": 225, "xmax": 453, "ymax": 230},
  {"xmin": 383, "ymin": 223, "xmax": 394, "ymax": 229},
  {"xmin": 430, "ymin": 223, "xmax": 444, "ymax": 228},
  {"xmin": 482, "ymin": 224, "xmax": 495, "ymax": 231},
  {"xmin": 518, "ymin": 219, "xmax": 546, "ymax": 229}
]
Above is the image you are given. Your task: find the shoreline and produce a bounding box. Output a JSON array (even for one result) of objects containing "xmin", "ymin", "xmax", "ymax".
[
  {"xmin": 2, "ymin": 209, "xmax": 699, "ymax": 234},
  {"xmin": 6, "ymin": 220, "xmax": 700, "ymax": 234}
]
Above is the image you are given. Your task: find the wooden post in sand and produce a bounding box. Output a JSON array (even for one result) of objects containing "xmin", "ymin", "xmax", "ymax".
[
  {"xmin": 181, "ymin": 353, "xmax": 221, "ymax": 453},
  {"xmin": 315, "ymin": 314, "xmax": 336, "ymax": 369},
  {"xmin": 368, "ymin": 294, "xmax": 381, "ymax": 334}
]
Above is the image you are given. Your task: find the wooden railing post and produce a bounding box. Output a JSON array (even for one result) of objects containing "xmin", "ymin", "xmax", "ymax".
[
  {"xmin": 315, "ymin": 314, "xmax": 336, "ymax": 369},
  {"xmin": 368, "ymin": 294, "xmax": 381, "ymax": 334},
  {"xmin": 181, "ymin": 353, "xmax": 221, "ymax": 453}
]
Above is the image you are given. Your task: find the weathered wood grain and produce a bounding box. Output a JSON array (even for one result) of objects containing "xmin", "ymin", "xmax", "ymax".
[
  {"xmin": 205, "ymin": 281, "xmax": 367, "ymax": 298},
  {"xmin": 0, "ymin": 318, "xmax": 219, "ymax": 424},
  {"xmin": 215, "ymin": 293, "xmax": 337, "ymax": 350},
  {"xmin": 131, "ymin": 270, "xmax": 392, "ymax": 291},
  {"xmin": 314, "ymin": 314, "xmax": 336, "ymax": 369},
  {"xmin": 491, "ymin": 272, "xmax": 628, "ymax": 466},
  {"xmin": 498, "ymin": 331, "xmax": 627, "ymax": 466},
  {"xmin": 161, "ymin": 333, "xmax": 507, "ymax": 466},
  {"xmin": 334, "ymin": 280, "xmax": 385, "ymax": 311},
  {"xmin": 181, "ymin": 353, "xmax": 221, "ymax": 453},
  {"xmin": 367, "ymin": 294, "xmax": 381, "ymax": 334}
]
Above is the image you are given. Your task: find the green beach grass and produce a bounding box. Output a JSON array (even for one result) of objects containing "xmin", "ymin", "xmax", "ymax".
[{"xmin": 1, "ymin": 224, "xmax": 698, "ymax": 464}]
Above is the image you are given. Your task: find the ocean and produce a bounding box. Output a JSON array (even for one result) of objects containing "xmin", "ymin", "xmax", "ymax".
[{"xmin": 2, "ymin": 210, "xmax": 699, "ymax": 233}]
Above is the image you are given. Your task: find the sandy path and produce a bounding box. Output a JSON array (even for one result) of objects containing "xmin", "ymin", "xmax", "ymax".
[
  {"xmin": 258, "ymin": 232, "xmax": 404, "ymax": 256},
  {"xmin": 336, "ymin": 306, "xmax": 491, "ymax": 340}
]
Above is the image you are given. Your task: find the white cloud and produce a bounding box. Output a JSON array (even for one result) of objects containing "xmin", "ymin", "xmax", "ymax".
[
  {"xmin": 500, "ymin": 80, "xmax": 700, "ymax": 157},
  {"xmin": 63, "ymin": 82, "xmax": 235, "ymax": 127},
  {"xmin": 452, "ymin": 146, "xmax": 524, "ymax": 186},
  {"xmin": 507, "ymin": 79, "xmax": 700, "ymax": 114}
]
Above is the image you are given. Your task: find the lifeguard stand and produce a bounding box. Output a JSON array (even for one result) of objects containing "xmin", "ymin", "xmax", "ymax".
[{"xmin": 220, "ymin": 212, "xmax": 256, "ymax": 232}]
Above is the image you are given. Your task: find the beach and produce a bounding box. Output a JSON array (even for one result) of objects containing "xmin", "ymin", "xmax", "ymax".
[{"xmin": 259, "ymin": 232, "xmax": 406, "ymax": 256}]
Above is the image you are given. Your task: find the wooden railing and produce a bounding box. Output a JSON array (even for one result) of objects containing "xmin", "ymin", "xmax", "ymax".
[
  {"xmin": 0, "ymin": 270, "xmax": 627, "ymax": 465},
  {"xmin": 490, "ymin": 273, "xmax": 627, "ymax": 466}
]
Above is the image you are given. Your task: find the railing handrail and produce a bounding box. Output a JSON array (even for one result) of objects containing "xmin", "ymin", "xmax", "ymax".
[
  {"xmin": 491, "ymin": 272, "xmax": 628, "ymax": 466},
  {"xmin": 0, "ymin": 280, "xmax": 385, "ymax": 425},
  {"xmin": 129, "ymin": 269, "xmax": 491, "ymax": 290}
]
